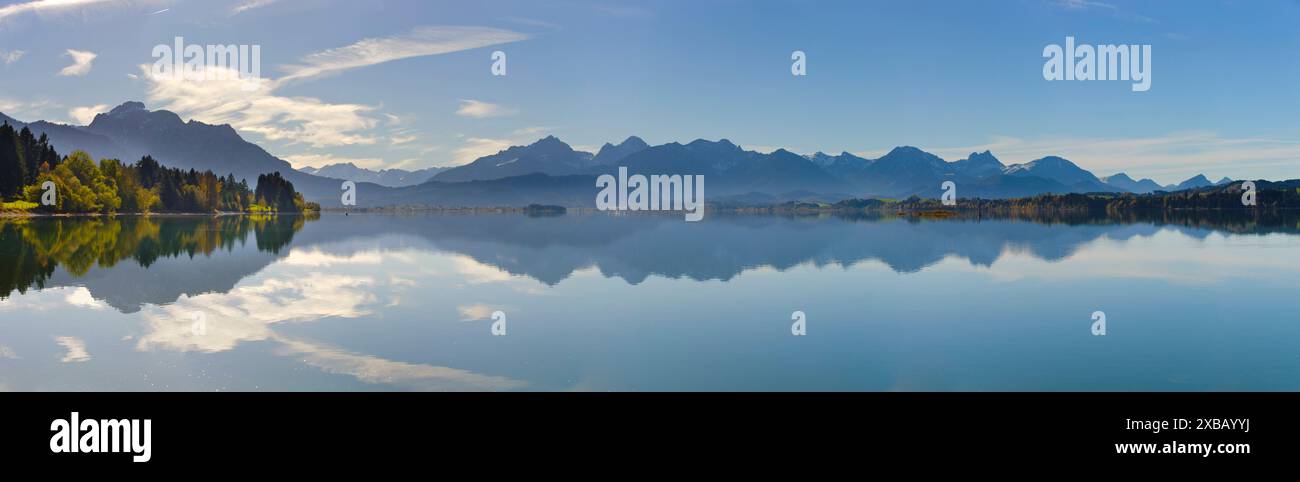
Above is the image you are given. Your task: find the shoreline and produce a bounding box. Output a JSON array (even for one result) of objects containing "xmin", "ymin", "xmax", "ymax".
[
  {"xmin": 0, "ymin": 211, "xmax": 313, "ymax": 218},
  {"xmin": 5, "ymin": 205, "xmax": 1296, "ymax": 219}
]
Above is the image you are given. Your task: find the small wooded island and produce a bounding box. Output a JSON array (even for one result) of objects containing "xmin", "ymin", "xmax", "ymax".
[{"xmin": 1, "ymin": 122, "xmax": 317, "ymax": 215}]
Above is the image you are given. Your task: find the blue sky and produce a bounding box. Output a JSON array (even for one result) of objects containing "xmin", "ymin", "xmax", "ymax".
[{"xmin": 0, "ymin": 0, "xmax": 1298, "ymax": 184}]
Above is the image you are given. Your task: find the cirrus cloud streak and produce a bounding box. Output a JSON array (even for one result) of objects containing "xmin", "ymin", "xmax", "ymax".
[
  {"xmin": 278, "ymin": 26, "xmax": 528, "ymax": 83},
  {"xmin": 141, "ymin": 26, "xmax": 529, "ymax": 150},
  {"xmin": 58, "ymin": 49, "xmax": 96, "ymax": 76}
]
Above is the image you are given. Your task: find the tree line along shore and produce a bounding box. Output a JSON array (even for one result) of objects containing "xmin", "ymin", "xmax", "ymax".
[{"xmin": 1, "ymin": 122, "xmax": 316, "ymax": 215}]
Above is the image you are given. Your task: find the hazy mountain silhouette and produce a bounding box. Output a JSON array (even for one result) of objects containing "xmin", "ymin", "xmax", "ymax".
[
  {"xmin": 1102, "ymin": 173, "xmax": 1164, "ymax": 194},
  {"xmin": 1174, "ymin": 174, "xmax": 1215, "ymax": 190},
  {"xmin": 0, "ymin": 112, "xmax": 122, "ymax": 159},
  {"xmin": 434, "ymin": 135, "xmax": 597, "ymax": 182},
  {"xmin": 0, "ymin": 102, "xmax": 1267, "ymax": 207},
  {"xmin": 424, "ymin": 138, "xmax": 1142, "ymax": 203},
  {"xmin": 948, "ymin": 150, "xmax": 1006, "ymax": 178},
  {"xmin": 285, "ymin": 212, "xmax": 1298, "ymax": 287},
  {"xmin": 7, "ymin": 210, "xmax": 1297, "ymax": 313},
  {"xmin": 848, "ymin": 146, "xmax": 948, "ymax": 195},
  {"xmin": 592, "ymin": 136, "xmax": 650, "ymax": 164},
  {"xmin": 0, "ymin": 102, "xmax": 388, "ymax": 206},
  {"xmin": 808, "ymin": 151, "xmax": 866, "ymax": 169},
  {"xmin": 609, "ymin": 139, "xmax": 853, "ymax": 196},
  {"xmin": 1003, "ymin": 156, "xmax": 1119, "ymax": 193},
  {"xmin": 299, "ymin": 163, "xmax": 446, "ymax": 187},
  {"xmin": 372, "ymin": 173, "xmax": 599, "ymax": 207}
]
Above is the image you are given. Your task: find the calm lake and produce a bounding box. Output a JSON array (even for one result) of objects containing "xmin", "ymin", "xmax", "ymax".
[{"xmin": 2, "ymin": 211, "xmax": 1298, "ymax": 391}]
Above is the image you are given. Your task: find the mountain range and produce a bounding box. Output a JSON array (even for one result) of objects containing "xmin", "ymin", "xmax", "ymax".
[
  {"xmin": 1, "ymin": 101, "xmax": 1247, "ymax": 208},
  {"xmin": 0, "ymin": 102, "xmax": 359, "ymax": 204},
  {"xmin": 298, "ymin": 163, "xmax": 447, "ymax": 187}
]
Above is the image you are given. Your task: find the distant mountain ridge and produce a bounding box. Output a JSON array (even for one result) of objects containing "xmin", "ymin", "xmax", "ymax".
[
  {"xmin": 593, "ymin": 136, "xmax": 650, "ymax": 164},
  {"xmin": 434, "ymin": 135, "xmax": 599, "ymax": 182},
  {"xmin": 1004, "ymin": 156, "xmax": 1117, "ymax": 193},
  {"xmin": 2, "ymin": 102, "xmax": 359, "ymax": 204},
  {"xmin": 298, "ymin": 163, "xmax": 446, "ymax": 187},
  {"xmin": 1101, "ymin": 173, "xmax": 1164, "ymax": 194},
  {"xmin": 422, "ymin": 136, "xmax": 1248, "ymax": 205},
  {"xmin": 1173, "ymin": 174, "xmax": 1216, "ymax": 191},
  {"xmin": 0, "ymin": 101, "xmax": 1253, "ymax": 208}
]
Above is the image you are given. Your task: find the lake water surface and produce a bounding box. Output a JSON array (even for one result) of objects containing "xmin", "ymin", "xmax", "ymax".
[{"xmin": 2, "ymin": 212, "xmax": 1298, "ymax": 391}]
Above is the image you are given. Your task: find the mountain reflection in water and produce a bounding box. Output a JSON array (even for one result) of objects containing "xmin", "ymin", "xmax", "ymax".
[{"xmin": 1, "ymin": 211, "xmax": 1298, "ymax": 391}]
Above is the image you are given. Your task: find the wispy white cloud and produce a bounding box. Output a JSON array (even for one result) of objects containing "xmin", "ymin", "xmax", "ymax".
[
  {"xmin": 451, "ymin": 255, "xmax": 519, "ymax": 284},
  {"xmin": 278, "ymin": 26, "xmax": 528, "ymax": 83},
  {"xmin": 457, "ymin": 303, "xmax": 499, "ymax": 321},
  {"xmin": 1048, "ymin": 0, "xmax": 1155, "ymax": 23},
  {"xmin": 135, "ymin": 265, "xmax": 522, "ymax": 390},
  {"xmin": 1053, "ymin": 0, "xmax": 1116, "ymax": 10},
  {"xmin": 231, "ymin": 0, "xmax": 279, "ymax": 15},
  {"xmin": 0, "ymin": 0, "xmax": 114, "ymax": 22},
  {"xmin": 68, "ymin": 103, "xmax": 108, "ymax": 124},
  {"xmin": 142, "ymin": 64, "xmax": 379, "ymax": 147},
  {"xmin": 281, "ymin": 248, "xmax": 386, "ymax": 267},
  {"xmin": 54, "ymin": 336, "xmax": 90, "ymax": 363},
  {"xmin": 0, "ymin": 98, "xmax": 58, "ymax": 119},
  {"xmin": 0, "ymin": 286, "xmax": 100, "ymax": 311},
  {"xmin": 57, "ymin": 49, "xmax": 96, "ymax": 76},
  {"xmin": 64, "ymin": 286, "xmax": 108, "ymax": 309},
  {"xmin": 389, "ymin": 134, "xmax": 418, "ymax": 146},
  {"xmin": 455, "ymin": 99, "xmax": 516, "ymax": 118},
  {"xmin": 275, "ymin": 337, "xmax": 526, "ymax": 391},
  {"xmin": 1, "ymin": 49, "xmax": 24, "ymax": 65},
  {"xmin": 139, "ymin": 273, "xmax": 378, "ymax": 353},
  {"xmin": 451, "ymin": 137, "xmax": 516, "ymax": 166},
  {"xmin": 142, "ymin": 26, "xmax": 529, "ymax": 151}
]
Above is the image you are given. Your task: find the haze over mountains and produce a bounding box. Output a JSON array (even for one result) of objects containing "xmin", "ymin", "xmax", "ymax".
[
  {"xmin": 0, "ymin": 102, "xmax": 360, "ymax": 204},
  {"xmin": 424, "ymin": 134, "xmax": 1234, "ymax": 203},
  {"xmin": 298, "ymin": 163, "xmax": 447, "ymax": 188},
  {"xmin": 1, "ymin": 101, "xmax": 1249, "ymax": 208}
]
